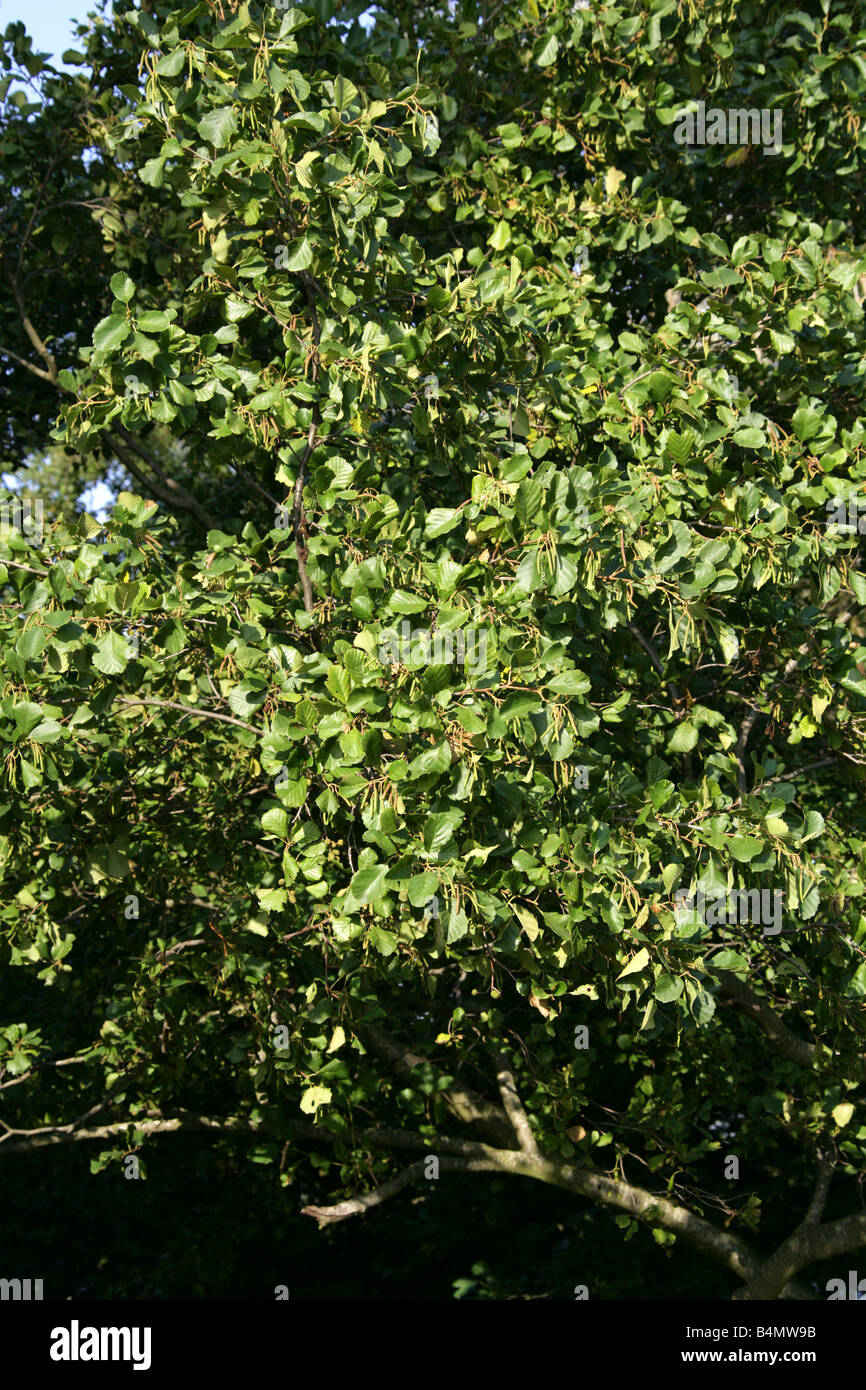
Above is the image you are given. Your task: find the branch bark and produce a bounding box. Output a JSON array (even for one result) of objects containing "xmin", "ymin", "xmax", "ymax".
[
  {"xmin": 0, "ymin": 1111, "xmax": 263, "ymax": 1153},
  {"xmin": 7, "ymin": 273, "xmax": 58, "ymax": 385},
  {"xmin": 715, "ymin": 971, "xmax": 819, "ymax": 1070},
  {"xmin": 103, "ymin": 430, "xmax": 214, "ymax": 531},
  {"xmin": 804, "ymin": 1155, "xmax": 833, "ymax": 1226},
  {"xmin": 358, "ymin": 1023, "xmax": 518, "ymax": 1148},
  {"xmin": 494, "ymin": 1053, "xmax": 540, "ymax": 1157},
  {"xmin": 737, "ymin": 1211, "xmax": 866, "ymax": 1300},
  {"xmin": 0, "ymin": 1100, "xmax": 844, "ymax": 1296},
  {"xmin": 114, "ymin": 695, "xmax": 259, "ymax": 735}
]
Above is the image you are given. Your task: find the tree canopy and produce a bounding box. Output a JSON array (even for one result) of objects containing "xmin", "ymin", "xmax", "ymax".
[{"xmin": 1, "ymin": 0, "xmax": 866, "ymax": 1301}]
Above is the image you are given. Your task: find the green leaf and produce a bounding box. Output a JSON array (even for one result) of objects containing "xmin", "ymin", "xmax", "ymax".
[
  {"xmin": 617, "ymin": 947, "xmax": 650, "ymax": 979},
  {"xmin": 261, "ymin": 807, "xmax": 289, "ymax": 839},
  {"xmin": 791, "ymin": 406, "xmax": 824, "ymax": 441},
  {"xmin": 198, "ymin": 105, "xmax": 238, "ymax": 148},
  {"xmin": 92, "ymin": 314, "xmax": 130, "ymax": 352},
  {"xmin": 408, "ymin": 872, "xmax": 439, "ymax": 907},
  {"xmin": 407, "ymin": 741, "xmax": 452, "ymax": 777},
  {"xmin": 156, "ymin": 48, "xmax": 186, "ymax": 77},
  {"xmin": 728, "ymin": 835, "xmax": 762, "ymax": 862},
  {"xmin": 548, "ymin": 670, "xmax": 591, "ymax": 697},
  {"xmin": 534, "ymin": 32, "xmax": 560, "ymax": 66},
  {"xmin": 348, "ymin": 863, "xmax": 391, "ymax": 905},
  {"xmin": 654, "ymin": 974, "xmax": 683, "ymax": 1003},
  {"xmin": 28, "ymin": 718, "xmax": 62, "ymax": 744},
  {"xmin": 282, "ymin": 237, "xmax": 314, "ymax": 272},
  {"xmin": 369, "ymin": 924, "xmax": 397, "ymax": 955},
  {"xmin": 12, "ymin": 702, "xmax": 44, "ymax": 740},
  {"xmin": 667, "ymin": 722, "xmax": 698, "ymax": 753},
  {"xmin": 110, "ymin": 273, "xmax": 135, "ymax": 303},
  {"xmin": 733, "ymin": 427, "xmax": 766, "ymax": 449},
  {"xmin": 227, "ymin": 680, "xmax": 267, "ymax": 718},
  {"xmin": 137, "ymin": 310, "xmax": 171, "ymax": 332},
  {"xmin": 425, "ymin": 508, "xmax": 462, "ymax": 538},
  {"xmin": 423, "ymin": 810, "xmax": 463, "ymax": 855},
  {"xmin": 92, "ymin": 631, "xmax": 129, "ymax": 675}
]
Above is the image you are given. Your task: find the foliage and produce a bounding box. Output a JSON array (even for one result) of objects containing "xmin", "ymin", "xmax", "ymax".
[{"xmin": 1, "ymin": 0, "xmax": 866, "ymax": 1300}]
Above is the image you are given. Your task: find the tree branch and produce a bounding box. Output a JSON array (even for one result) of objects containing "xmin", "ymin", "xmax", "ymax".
[
  {"xmin": 716, "ymin": 971, "xmax": 819, "ymax": 1069},
  {"xmin": 114, "ymin": 695, "xmax": 259, "ymax": 735},
  {"xmin": 738, "ymin": 1211, "xmax": 866, "ymax": 1300},
  {"xmin": 804, "ymin": 1154, "xmax": 833, "ymax": 1225},
  {"xmin": 0, "ymin": 1098, "xmax": 827, "ymax": 1296},
  {"xmin": 302, "ymin": 1158, "xmax": 430, "ymax": 1224},
  {"xmin": 627, "ymin": 622, "xmax": 694, "ymax": 779},
  {"xmin": 0, "ymin": 339, "xmax": 57, "ymax": 383},
  {"xmin": 7, "ymin": 273, "xmax": 58, "ymax": 384},
  {"xmin": 0, "ymin": 1111, "xmax": 264, "ymax": 1154},
  {"xmin": 494, "ymin": 1054, "xmax": 540, "ymax": 1157},
  {"xmin": 358, "ymin": 1023, "xmax": 517, "ymax": 1148},
  {"xmin": 104, "ymin": 430, "xmax": 214, "ymax": 531},
  {"xmin": 736, "ymin": 706, "xmax": 761, "ymax": 797}
]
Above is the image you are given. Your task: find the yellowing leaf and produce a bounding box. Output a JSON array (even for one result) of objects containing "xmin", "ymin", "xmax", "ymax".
[
  {"xmin": 300, "ymin": 1085, "xmax": 332, "ymax": 1114},
  {"xmin": 617, "ymin": 947, "xmax": 650, "ymax": 979}
]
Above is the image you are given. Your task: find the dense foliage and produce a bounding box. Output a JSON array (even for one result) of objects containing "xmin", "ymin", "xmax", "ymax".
[{"xmin": 1, "ymin": 0, "xmax": 866, "ymax": 1299}]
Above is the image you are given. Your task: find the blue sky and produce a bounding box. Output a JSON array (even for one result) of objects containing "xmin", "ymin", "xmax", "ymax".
[{"xmin": 0, "ymin": 0, "xmax": 95, "ymax": 69}]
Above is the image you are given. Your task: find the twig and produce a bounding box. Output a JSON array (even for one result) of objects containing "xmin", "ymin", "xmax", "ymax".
[{"xmin": 115, "ymin": 695, "xmax": 259, "ymax": 734}]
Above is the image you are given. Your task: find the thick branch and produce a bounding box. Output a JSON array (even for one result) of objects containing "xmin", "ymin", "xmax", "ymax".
[
  {"xmin": 0, "ymin": 1100, "xmax": 825, "ymax": 1296},
  {"xmin": 358, "ymin": 1023, "xmax": 517, "ymax": 1148},
  {"xmin": 494, "ymin": 1054, "xmax": 540, "ymax": 1157},
  {"xmin": 8, "ymin": 274, "xmax": 58, "ymax": 384},
  {"xmin": 804, "ymin": 1155, "xmax": 833, "ymax": 1225},
  {"xmin": 102, "ymin": 430, "xmax": 214, "ymax": 531},
  {"xmin": 716, "ymin": 971, "xmax": 819, "ymax": 1069},
  {"xmin": 0, "ymin": 1111, "xmax": 263, "ymax": 1154},
  {"xmin": 300, "ymin": 1125, "xmax": 763, "ymax": 1285},
  {"xmin": 740, "ymin": 1211, "xmax": 866, "ymax": 1300}
]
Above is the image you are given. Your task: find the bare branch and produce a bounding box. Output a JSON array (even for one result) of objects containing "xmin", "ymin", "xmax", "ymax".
[
  {"xmin": 804, "ymin": 1155, "xmax": 833, "ymax": 1226},
  {"xmin": 302, "ymin": 1158, "xmax": 429, "ymax": 1225},
  {"xmin": 494, "ymin": 1054, "xmax": 540, "ymax": 1158},
  {"xmin": 0, "ymin": 340, "xmax": 57, "ymax": 383},
  {"xmin": 716, "ymin": 971, "xmax": 819, "ymax": 1069},
  {"xmin": 0, "ymin": 1112, "xmax": 262, "ymax": 1154},
  {"xmin": 0, "ymin": 1051, "xmax": 94, "ymax": 1091},
  {"xmin": 359, "ymin": 1023, "xmax": 517, "ymax": 1148},
  {"xmin": 115, "ymin": 695, "xmax": 259, "ymax": 734},
  {"xmin": 104, "ymin": 430, "xmax": 214, "ymax": 531},
  {"xmin": 156, "ymin": 938, "xmax": 206, "ymax": 963},
  {"xmin": 740, "ymin": 1211, "xmax": 866, "ymax": 1300},
  {"xmin": 7, "ymin": 274, "xmax": 57, "ymax": 384}
]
